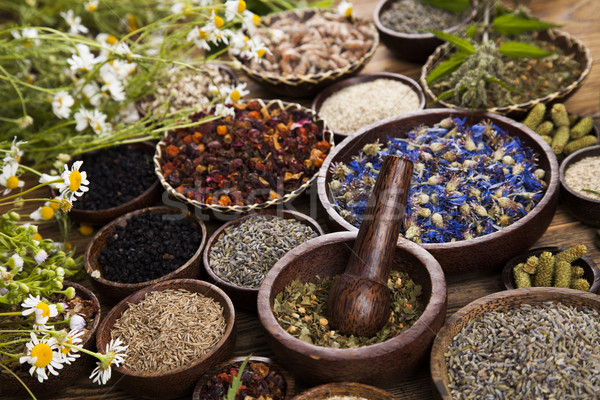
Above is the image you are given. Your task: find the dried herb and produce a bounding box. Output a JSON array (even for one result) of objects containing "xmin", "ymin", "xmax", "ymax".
[
  {"xmin": 380, "ymin": 0, "xmax": 470, "ymax": 34},
  {"xmin": 273, "ymin": 270, "xmax": 424, "ymax": 348}
]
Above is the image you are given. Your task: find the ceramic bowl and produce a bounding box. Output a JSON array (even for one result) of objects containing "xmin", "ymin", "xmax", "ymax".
[
  {"xmin": 318, "ymin": 108, "xmax": 560, "ymax": 275},
  {"xmin": 203, "ymin": 209, "xmax": 324, "ymax": 311},
  {"xmin": 430, "ymin": 288, "xmax": 600, "ymax": 399},
  {"xmin": 257, "ymin": 231, "xmax": 447, "ymax": 385},
  {"xmin": 374, "ymin": 0, "xmax": 478, "ymax": 62},
  {"xmin": 233, "ymin": 8, "xmax": 378, "ymax": 98},
  {"xmin": 192, "ymin": 356, "xmax": 295, "ymax": 400},
  {"xmin": 96, "ymin": 279, "xmax": 236, "ymax": 400},
  {"xmin": 0, "ymin": 281, "xmax": 101, "ymax": 398},
  {"xmin": 420, "ymin": 29, "xmax": 593, "ymax": 117},
  {"xmin": 311, "ymin": 72, "xmax": 426, "ymax": 140},
  {"xmin": 292, "ymin": 382, "xmax": 395, "ymax": 400},
  {"xmin": 559, "ymin": 144, "xmax": 600, "ymax": 227},
  {"xmin": 84, "ymin": 206, "xmax": 207, "ymax": 304}
]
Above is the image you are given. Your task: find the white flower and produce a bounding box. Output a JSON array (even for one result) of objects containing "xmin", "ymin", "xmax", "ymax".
[
  {"xmin": 186, "ymin": 26, "xmax": 212, "ymax": 51},
  {"xmin": 103, "ymin": 59, "xmax": 137, "ymax": 81},
  {"xmin": 119, "ymin": 103, "xmax": 140, "ymax": 124},
  {"xmin": 228, "ymin": 31, "xmax": 248, "ymax": 56},
  {"xmin": 11, "ymin": 28, "xmax": 41, "ymax": 46},
  {"xmin": 19, "ymin": 333, "xmax": 64, "ymax": 383},
  {"xmin": 270, "ymin": 28, "xmax": 284, "ymax": 44},
  {"xmin": 8, "ymin": 254, "xmax": 24, "ymax": 272},
  {"xmin": 39, "ymin": 173, "xmax": 62, "ymax": 189},
  {"xmin": 58, "ymin": 160, "xmax": 90, "ymax": 200},
  {"xmin": 99, "ymin": 66, "xmax": 126, "ymax": 102},
  {"xmin": 69, "ymin": 314, "xmax": 86, "ymax": 331},
  {"xmin": 34, "ymin": 249, "xmax": 48, "ymax": 265},
  {"xmin": 74, "ymin": 108, "xmax": 111, "ymax": 135},
  {"xmin": 18, "ymin": 115, "xmax": 34, "ymax": 129},
  {"xmin": 0, "ymin": 162, "xmax": 24, "ymax": 195},
  {"xmin": 74, "ymin": 107, "xmax": 92, "ymax": 131},
  {"xmin": 337, "ymin": 0, "xmax": 353, "ymax": 18},
  {"xmin": 223, "ymin": 82, "xmax": 249, "ymax": 105},
  {"xmin": 29, "ymin": 199, "xmax": 59, "ymax": 221},
  {"xmin": 214, "ymin": 103, "xmax": 235, "ymax": 119},
  {"xmin": 67, "ymin": 44, "xmax": 102, "ymax": 73},
  {"xmin": 81, "ymin": 82, "xmax": 103, "ymax": 106},
  {"xmin": 52, "ymin": 91, "xmax": 74, "ymax": 119},
  {"xmin": 242, "ymin": 10, "xmax": 260, "ymax": 35},
  {"xmin": 225, "ymin": 0, "xmax": 246, "ymax": 21},
  {"xmin": 85, "ymin": 0, "xmax": 99, "ymax": 12},
  {"xmin": 241, "ymin": 37, "xmax": 271, "ymax": 63},
  {"xmin": 3, "ymin": 136, "xmax": 26, "ymax": 164},
  {"xmin": 58, "ymin": 329, "xmax": 84, "ymax": 365},
  {"xmin": 90, "ymin": 338, "xmax": 128, "ymax": 385},
  {"xmin": 171, "ymin": 2, "xmax": 192, "ymax": 15},
  {"xmin": 21, "ymin": 294, "xmax": 58, "ymax": 327},
  {"xmin": 60, "ymin": 10, "xmax": 89, "ymax": 35}
]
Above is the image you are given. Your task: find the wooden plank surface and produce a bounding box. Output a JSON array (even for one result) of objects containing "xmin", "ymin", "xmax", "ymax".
[{"xmin": 4, "ymin": 0, "xmax": 599, "ymax": 398}]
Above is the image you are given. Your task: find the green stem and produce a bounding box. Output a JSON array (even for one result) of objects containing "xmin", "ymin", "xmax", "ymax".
[
  {"xmin": 0, "ymin": 363, "xmax": 37, "ymax": 400},
  {"xmin": 0, "ymin": 180, "xmax": 62, "ymax": 203},
  {"xmin": 0, "ymin": 312, "xmax": 22, "ymax": 316},
  {"xmin": 0, "ymin": 338, "xmax": 29, "ymax": 347}
]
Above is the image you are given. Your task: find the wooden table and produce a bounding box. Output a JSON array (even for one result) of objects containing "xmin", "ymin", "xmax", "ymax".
[{"xmin": 10, "ymin": 0, "xmax": 600, "ymax": 398}]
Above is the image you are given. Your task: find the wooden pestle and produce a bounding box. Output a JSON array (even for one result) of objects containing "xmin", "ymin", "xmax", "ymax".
[{"xmin": 327, "ymin": 155, "xmax": 413, "ymax": 337}]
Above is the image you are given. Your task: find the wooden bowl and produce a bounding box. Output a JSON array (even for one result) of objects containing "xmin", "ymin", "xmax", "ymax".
[
  {"xmin": 292, "ymin": 382, "xmax": 395, "ymax": 400},
  {"xmin": 311, "ymin": 72, "xmax": 426, "ymax": 140},
  {"xmin": 96, "ymin": 279, "xmax": 236, "ymax": 400},
  {"xmin": 0, "ymin": 281, "xmax": 101, "ymax": 398},
  {"xmin": 559, "ymin": 144, "xmax": 600, "ymax": 227},
  {"xmin": 257, "ymin": 231, "xmax": 447, "ymax": 385},
  {"xmin": 430, "ymin": 288, "xmax": 600, "ymax": 399},
  {"xmin": 374, "ymin": 0, "xmax": 478, "ymax": 63},
  {"xmin": 84, "ymin": 206, "xmax": 207, "ymax": 304},
  {"xmin": 420, "ymin": 29, "xmax": 593, "ymax": 118},
  {"xmin": 318, "ymin": 108, "xmax": 560, "ymax": 275},
  {"xmin": 192, "ymin": 356, "xmax": 295, "ymax": 400},
  {"xmin": 233, "ymin": 8, "xmax": 378, "ymax": 98},
  {"xmin": 203, "ymin": 209, "xmax": 324, "ymax": 311}
]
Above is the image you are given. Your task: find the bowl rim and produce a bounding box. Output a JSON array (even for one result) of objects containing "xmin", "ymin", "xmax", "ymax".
[
  {"xmin": 291, "ymin": 381, "xmax": 394, "ymax": 399},
  {"xmin": 311, "ymin": 72, "xmax": 427, "ymax": 137},
  {"xmin": 203, "ymin": 209, "xmax": 325, "ymax": 294},
  {"xmin": 317, "ymin": 108, "xmax": 560, "ymax": 251},
  {"xmin": 373, "ymin": 0, "xmax": 479, "ymax": 40},
  {"xmin": 96, "ymin": 278, "xmax": 236, "ymax": 378},
  {"xmin": 154, "ymin": 98, "xmax": 335, "ymax": 214},
  {"xmin": 559, "ymin": 144, "xmax": 600, "ymax": 204},
  {"xmin": 419, "ymin": 28, "xmax": 593, "ymax": 115},
  {"xmin": 257, "ymin": 231, "xmax": 447, "ymax": 357},
  {"xmin": 84, "ymin": 206, "xmax": 207, "ymax": 289}
]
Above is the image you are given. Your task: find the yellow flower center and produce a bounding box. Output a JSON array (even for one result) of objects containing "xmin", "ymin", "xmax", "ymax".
[
  {"xmin": 214, "ymin": 15, "xmax": 224, "ymax": 29},
  {"xmin": 230, "ymin": 90, "xmax": 241, "ymax": 102},
  {"xmin": 61, "ymin": 337, "xmax": 74, "ymax": 354},
  {"xmin": 60, "ymin": 199, "xmax": 72, "ymax": 212},
  {"xmin": 33, "ymin": 233, "xmax": 43, "ymax": 241},
  {"xmin": 238, "ymin": 0, "xmax": 246, "ymax": 13},
  {"xmin": 257, "ymin": 48, "xmax": 266, "ymax": 58},
  {"xmin": 36, "ymin": 302, "xmax": 51, "ymax": 318},
  {"xmin": 252, "ymin": 14, "xmax": 260, "ymax": 26},
  {"xmin": 6, "ymin": 176, "xmax": 19, "ymax": 190},
  {"xmin": 198, "ymin": 27, "xmax": 208, "ymax": 39},
  {"xmin": 40, "ymin": 206, "xmax": 54, "ymax": 220},
  {"xmin": 87, "ymin": 4, "xmax": 98, "ymax": 12},
  {"xmin": 31, "ymin": 343, "xmax": 53, "ymax": 368},
  {"xmin": 107, "ymin": 35, "xmax": 118, "ymax": 45},
  {"xmin": 79, "ymin": 224, "xmax": 94, "ymax": 236},
  {"xmin": 69, "ymin": 170, "xmax": 82, "ymax": 191},
  {"xmin": 49, "ymin": 200, "xmax": 60, "ymax": 210},
  {"xmin": 345, "ymin": 7, "xmax": 352, "ymax": 18}
]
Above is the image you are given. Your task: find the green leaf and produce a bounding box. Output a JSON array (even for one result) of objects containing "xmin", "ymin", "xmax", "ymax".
[
  {"xmin": 465, "ymin": 25, "xmax": 478, "ymax": 38},
  {"xmin": 419, "ymin": 0, "xmax": 470, "ymax": 13},
  {"xmin": 226, "ymin": 355, "xmax": 252, "ymax": 400},
  {"xmin": 486, "ymin": 76, "xmax": 523, "ymax": 94},
  {"xmin": 498, "ymin": 41, "xmax": 552, "ymax": 58},
  {"xmin": 437, "ymin": 88, "xmax": 456, "ymax": 101},
  {"xmin": 583, "ymin": 189, "xmax": 600, "ymax": 196},
  {"xmin": 427, "ymin": 30, "xmax": 475, "ymax": 54},
  {"xmin": 492, "ymin": 15, "xmax": 561, "ymax": 35},
  {"xmin": 426, "ymin": 52, "xmax": 468, "ymax": 85}
]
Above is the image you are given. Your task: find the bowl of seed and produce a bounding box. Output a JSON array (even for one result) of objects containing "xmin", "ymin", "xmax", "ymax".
[
  {"xmin": 374, "ymin": 0, "xmax": 478, "ymax": 62},
  {"xmin": 96, "ymin": 279, "xmax": 235, "ymax": 399},
  {"xmin": 559, "ymin": 144, "xmax": 600, "ymax": 227},
  {"xmin": 203, "ymin": 209, "xmax": 323, "ymax": 311},
  {"xmin": 292, "ymin": 382, "xmax": 394, "ymax": 400},
  {"xmin": 318, "ymin": 108, "xmax": 559, "ymax": 275},
  {"xmin": 84, "ymin": 206, "xmax": 207, "ymax": 304},
  {"xmin": 257, "ymin": 231, "xmax": 447, "ymax": 385},
  {"xmin": 431, "ymin": 288, "xmax": 600, "ymax": 399},
  {"xmin": 233, "ymin": 8, "xmax": 378, "ymax": 98},
  {"xmin": 312, "ymin": 72, "xmax": 426, "ymax": 140}
]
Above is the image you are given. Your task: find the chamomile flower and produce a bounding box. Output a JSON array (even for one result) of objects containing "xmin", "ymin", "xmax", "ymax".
[
  {"xmin": 39, "ymin": 172, "xmax": 62, "ymax": 189},
  {"xmin": 11, "ymin": 28, "xmax": 41, "ymax": 46},
  {"xmin": 19, "ymin": 333, "xmax": 64, "ymax": 383},
  {"xmin": 34, "ymin": 249, "xmax": 48, "ymax": 265},
  {"xmin": 3, "ymin": 136, "xmax": 26, "ymax": 164},
  {"xmin": 74, "ymin": 108, "xmax": 111, "ymax": 135},
  {"xmin": 337, "ymin": 0, "xmax": 353, "ymax": 18},
  {"xmin": 81, "ymin": 82, "xmax": 103, "ymax": 107},
  {"xmin": 225, "ymin": 0, "xmax": 246, "ymax": 21},
  {"xmin": 21, "ymin": 294, "xmax": 58, "ymax": 327},
  {"xmin": 119, "ymin": 103, "xmax": 140, "ymax": 124},
  {"xmin": 60, "ymin": 10, "xmax": 89, "ymax": 35},
  {"xmin": 0, "ymin": 162, "xmax": 24, "ymax": 195},
  {"xmin": 58, "ymin": 329, "xmax": 84, "ymax": 365},
  {"xmin": 242, "ymin": 10, "xmax": 260, "ymax": 34},
  {"xmin": 69, "ymin": 314, "xmax": 86, "ymax": 331},
  {"xmin": 214, "ymin": 103, "xmax": 235, "ymax": 119},
  {"xmin": 90, "ymin": 338, "xmax": 128, "ymax": 385},
  {"xmin": 223, "ymin": 82, "xmax": 249, "ymax": 104},
  {"xmin": 171, "ymin": 2, "xmax": 192, "ymax": 15},
  {"xmin": 242, "ymin": 37, "xmax": 271, "ymax": 63},
  {"xmin": 52, "ymin": 91, "xmax": 74, "ymax": 119},
  {"xmin": 99, "ymin": 67, "xmax": 126, "ymax": 102},
  {"xmin": 228, "ymin": 31, "xmax": 249, "ymax": 56},
  {"xmin": 103, "ymin": 59, "xmax": 137, "ymax": 81},
  {"xmin": 18, "ymin": 115, "xmax": 34, "ymax": 129},
  {"xmin": 85, "ymin": 0, "xmax": 98, "ymax": 12},
  {"xmin": 8, "ymin": 254, "xmax": 24, "ymax": 272},
  {"xmin": 29, "ymin": 197, "xmax": 60, "ymax": 221},
  {"xmin": 67, "ymin": 44, "xmax": 102, "ymax": 73},
  {"xmin": 58, "ymin": 160, "xmax": 90, "ymax": 200},
  {"xmin": 187, "ymin": 25, "xmax": 212, "ymax": 51}
]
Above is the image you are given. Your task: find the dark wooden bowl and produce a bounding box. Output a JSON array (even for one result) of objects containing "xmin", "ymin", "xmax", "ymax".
[
  {"xmin": 317, "ymin": 108, "xmax": 560, "ymax": 275},
  {"xmin": 257, "ymin": 231, "xmax": 447, "ymax": 385},
  {"xmin": 96, "ymin": 279, "xmax": 236, "ymax": 400},
  {"xmin": 64, "ymin": 141, "xmax": 162, "ymax": 226},
  {"xmin": 1, "ymin": 281, "xmax": 101, "ymax": 398},
  {"xmin": 430, "ymin": 288, "xmax": 600, "ymax": 399},
  {"xmin": 292, "ymin": 382, "xmax": 395, "ymax": 400},
  {"xmin": 84, "ymin": 206, "xmax": 207, "ymax": 304},
  {"xmin": 559, "ymin": 144, "xmax": 600, "ymax": 227},
  {"xmin": 192, "ymin": 356, "xmax": 295, "ymax": 400},
  {"xmin": 203, "ymin": 209, "xmax": 324, "ymax": 311},
  {"xmin": 374, "ymin": 0, "xmax": 478, "ymax": 63},
  {"xmin": 311, "ymin": 72, "xmax": 426, "ymax": 140},
  {"xmin": 502, "ymin": 246, "xmax": 600, "ymax": 293}
]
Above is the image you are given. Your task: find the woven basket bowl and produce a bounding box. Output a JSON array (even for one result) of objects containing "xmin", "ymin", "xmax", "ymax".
[
  {"xmin": 154, "ymin": 98, "xmax": 334, "ymax": 217},
  {"xmin": 430, "ymin": 288, "xmax": 600, "ymax": 399},
  {"xmin": 420, "ymin": 29, "xmax": 593, "ymax": 118},
  {"xmin": 292, "ymin": 382, "xmax": 396, "ymax": 400},
  {"xmin": 233, "ymin": 8, "xmax": 379, "ymax": 98}
]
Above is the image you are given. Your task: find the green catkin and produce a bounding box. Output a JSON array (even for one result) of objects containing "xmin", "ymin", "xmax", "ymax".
[
  {"xmin": 513, "ymin": 263, "xmax": 532, "ymax": 288},
  {"xmin": 523, "ymin": 255, "xmax": 538, "ymax": 275},
  {"xmin": 551, "ymin": 126, "xmax": 570, "ymax": 154},
  {"xmin": 571, "ymin": 278, "xmax": 591, "ymax": 291},
  {"xmin": 540, "ymin": 135, "xmax": 553, "ymax": 145},
  {"xmin": 568, "ymin": 113, "xmax": 579, "ymax": 126},
  {"xmin": 555, "ymin": 244, "xmax": 587, "ymax": 264},
  {"xmin": 571, "ymin": 266, "xmax": 585, "ymax": 278},
  {"xmin": 564, "ymin": 135, "xmax": 598, "ymax": 155},
  {"xmin": 553, "ymin": 261, "xmax": 571, "ymax": 288},
  {"xmin": 551, "ymin": 103, "xmax": 570, "ymax": 127},
  {"xmin": 534, "ymin": 251, "xmax": 555, "ymax": 287},
  {"xmin": 534, "ymin": 121, "xmax": 554, "ymax": 136},
  {"xmin": 523, "ymin": 103, "xmax": 546, "ymax": 130},
  {"xmin": 569, "ymin": 117, "xmax": 594, "ymax": 139}
]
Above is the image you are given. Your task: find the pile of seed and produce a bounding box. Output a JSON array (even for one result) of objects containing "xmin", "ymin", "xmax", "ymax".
[
  {"xmin": 74, "ymin": 146, "xmax": 155, "ymax": 210},
  {"xmin": 564, "ymin": 156, "xmax": 600, "ymax": 200},
  {"xmin": 111, "ymin": 289, "xmax": 226, "ymax": 372},
  {"xmin": 380, "ymin": 0, "xmax": 468, "ymax": 33},
  {"xmin": 446, "ymin": 302, "xmax": 600, "ymax": 399},
  {"xmin": 209, "ymin": 214, "xmax": 318, "ymax": 289},
  {"xmin": 98, "ymin": 210, "xmax": 201, "ymax": 283},
  {"xmin": 319, "ymin": 78, "xmax": 421, "ymax": 134}
]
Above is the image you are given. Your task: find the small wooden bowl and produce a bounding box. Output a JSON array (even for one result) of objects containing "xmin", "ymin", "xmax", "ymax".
[
  {"xmin": 292, "ymin": 382, "xmax": 395, "ymax": 400},
  {"xmin": 257, "ymin": 231, "xmax": 447, "ymax": 385},
  {"xmin": 311, "ymin": 72, "xmax": 426, "ymax": 140},
  {"xmin": 96, "ymin": 279, "xmax": 236, "ymax": 400},
  {"xmin": 374, "ymin": 0, "xmax": 478, "ymax": 62},
  {"xmin": 318, "ymin": 109, "xmax": 560, "ymax": 275},
  {"xmin": 1, "ymin": 281, "xmax": 101, "ymax": 398},
  {"xmin": 203, "ymin": 209, "xmax": 324, "ymax": 311},
  {"xmin": 430, "ymin": 288, "xmax": 600, "ymax": 399},
  {"xmin": 84, "ymin": 206, "xmax": 207, "ymax": 304},
  {"xmin": 559, "ymin": 144, "xmax": 600, "ymax": 227},
  {"xmin": 192, "ymin": 356, "xmax": 295, "ymax": 400}
]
